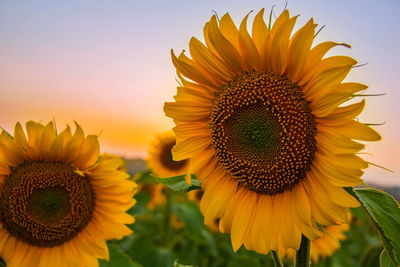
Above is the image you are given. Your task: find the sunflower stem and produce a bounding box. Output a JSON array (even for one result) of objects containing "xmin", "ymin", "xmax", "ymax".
[
  {"xmin": 161, "ymin": 189, "xmax": 171, "ymax": 245},
  {"xmin": 271, "ymin": 250, "xmax": 284, "ymax": 267},
  {"xmin": 295, "ymin": 235, "xmax": 311, "ymax": 267}
]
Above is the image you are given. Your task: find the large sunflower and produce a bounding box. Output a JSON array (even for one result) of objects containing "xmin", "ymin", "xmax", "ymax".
[
  {"xmin": 147, "ymin": 131, "xmax": 189, "ymax": 178},
  {"xmin": 0, "ymin": 121, "xmax": 136, "ymax": 267},
  {"xmin": 164, "ymin": 9, "xmax": 381, "ymax": 253}
]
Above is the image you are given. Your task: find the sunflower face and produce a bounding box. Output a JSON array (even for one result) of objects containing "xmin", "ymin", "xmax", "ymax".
[
  {"xmin": 164, "ymin": 8, "xmax": 381, "ymax": 253},
  {"xmin": 0, "ymin": 162, "xmax": 94, "ymax": 247},
  {"xmin": 147, "ymin": 131, "xmax": 189, "ymax": 177},
  {"xmin": 0, "ymin": 121, "xmax": 136, "ymax": 267},
  {"xmin": 210, "ymin": 71, "xmax": 316, "ymax": 194}
]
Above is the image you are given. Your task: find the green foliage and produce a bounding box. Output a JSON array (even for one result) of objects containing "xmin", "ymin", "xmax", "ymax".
[
  {"xmin": 361, "ymin": 245, "xmax": 383, "ymax": 267},
  {"xmin": 173, "ymin": 260, "xmax": 194, "ymax": 267},
  {"xmin": 347, "ymin": 188, "xmax": 400, "ymax": 266},
  {"xmin": 99, "ymin": 244, "xmax": 142, "ymax": 267},
  {"xmin": 136, "ymin": 170, "xmax": 201, "ymax": 193},
  {"xmin": 154, "ymin": 174, "xmax": 201, "ymax": 193}
]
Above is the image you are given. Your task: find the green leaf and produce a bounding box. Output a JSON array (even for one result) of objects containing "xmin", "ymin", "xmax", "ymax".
[
  {"xmin": 227, "ymin": 256, "xmax": 261, "ymax": 267},
  {"xmin": 99, "ymin": 244, "xmax": 142, "ymax": 267},
  {"xmin": 347, "ymin": 188, "xmax": 400, "ymax": 266},
  {"xmin": 128, "ymin": 191, "xmax": 150, "ymax": 216},
  {"xmin": 154, "ymin": 174, "xmax": 201, "ymax": 193},
  {"xmin": 173, "ymin": 260, "xmax": 194, "ymax": 267},
  {"xmin": 380, "ymin": 249, "xmax": 396, "ymax": 267},
  {"xmin": 134, "ymin": 170, "xmax": 156, "ymax": 183},
  {"xmin": 174, "ymin": 202, "xmax": 205, "ymax": 238},
  {"xmin": 144, "ymin": 247, "xmax": 174, "ymax": 267},
  {"xmin": 361, "ymin": 245, "xmax": 383, "ymax": 267}
]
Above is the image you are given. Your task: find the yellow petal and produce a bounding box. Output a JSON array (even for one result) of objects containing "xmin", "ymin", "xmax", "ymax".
[
  {"xmin": 239, "ymin": 14, "xmax": 261, "ymax": 70},
  {"xmin": 269, "ymin": 16, "xmax": 297, "ymax": 74},
  {"xmin": 311, "ymin": 83, "xmax": 368, "ymax": 116},
  {"xmin": 321, "ymin": 152, "xmax": 368, "ymax": 169},
  {"xmin": 286, "ymin": 18, "xmax": 316, "ymax": 82},
  {"xmin": 298, "ymin": 42, "xmax": 351, "ymax": 86},
  {"xmin": 311, "ymin": 168, "xmax": 360, "ymax": 208},
  {"xmin": 63, "ymin": 122, "xmax": 85, "ymax": 163},
  {"xmin": 312, "ymin": 156, "xmax": 364, "ymax": 187},
  {"xmin": 317, "ymin": 100, "xmax": 365, "ymax": 124},
  {"xmin": 281, "ymin": 190, "xmax": 302, "ymax": 250},
  {"xmin": 231, "ymin": 190, "xmax": 257, "ymax": 252},
  {"xmin": 189, "ymin": 37, "xmax": 234, "ymax": 81},
  {"xmin": 171, "ymin": 50, "xmax": 218, "ymax": 87},
  {"xmin": 208, "ymin": 16, "xmax": 244, "ymax": 74},
  {"xmin": 174, "ymin": 87, "xmax": 212, "ymax": 105},
  {"xmin": 75, "ymin": 135, "xmax": 100, "ymax": 169},
  {"xmin": 49, "ymin": 130, "xmax": 66, "ymax": 161},
  {"xmin": 164, "ymin": 101, "xmax": 210, "ymax": 122},
  {"xmin": 220, "ymin": 186, "xmax": 246, "ymax": 234},
  {"xmin": 219, "ymin": 13, "xmax": 241, "ymax": 52},
  {"xmin": 172, "ymin": 136, "xmax": 210, "ymax": 161},
  {"xmin": 0, "ymin": 131, "xmax": 22, "ymax": 166},
  {"xmin": 316, "ymin": 131, "xmax": 365, "ymax": 154},
  {"xmin": 201, "ymin": 177, "xmax": 238, "ymax": 224},
  {"xmin": 330, "ymin": 121, "xmax": 381, "ymax": 141},
  {"xmin": 305, "ymin": 56, "xmax": 357, "ymax": 100},
  {"xmin": 173, "ymin": 121, "xmax": 210, "ymax": 140},
  {"xmin": 264, "ymin": 9, "xmax": 290, "ymax": 72},
  {"xmin": 251, "ymin": 9, "xmax": 268, "ymax": 60},
  {"xmin": 25, "ymin": 120, "xmax": 45, "ymax": 150},
  {"xmin": 38, "ymin": 121, "xmax": 56, "ymax": 160},
  {"xmin": 13, "ymin": 122, "xmax": 30, "ymax": 153}
]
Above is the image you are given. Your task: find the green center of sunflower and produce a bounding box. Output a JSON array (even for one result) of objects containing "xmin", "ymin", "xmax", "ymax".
[
  {"xmin": 160, "ymin": 141, "xmax": 188, "ymax": 171},
  {"xmin": 0, "ymin": 162, "xmax": 95, "ymax": 247},
  {"xmin": 210, "ymin": 71, "xmax": 317, "ymax": 195}
]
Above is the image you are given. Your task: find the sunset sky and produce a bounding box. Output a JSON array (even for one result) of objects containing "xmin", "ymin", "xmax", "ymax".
[{"xmin": 0, "ymin": 0, "xmax": 399, "ymax": 186}]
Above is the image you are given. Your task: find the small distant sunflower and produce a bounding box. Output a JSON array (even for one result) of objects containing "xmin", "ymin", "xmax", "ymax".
[
  {"xmin": 279, "ymin": 219, "xmax": 350, "ymax": 262},
  {"xmin": 188, "ymin": 189, "xmax": 219, "ymax": 233},
  {"xmin": 0, "ymin": 121, "xmax": 136, "ymax": 267},
  {"xmin": 147, "ymin": 131, "xmax": 189, "ymax": 177},
  {"xmin": 164, "ymin": 9, "xmax": 381, "ymax": 253},
  {"xmin": 133, "ymin": 172, "xmax": 167, "ymax": 210},
  {"xmin": 187, "ymin": 189, "xmax": 204, "ymax": 205}
]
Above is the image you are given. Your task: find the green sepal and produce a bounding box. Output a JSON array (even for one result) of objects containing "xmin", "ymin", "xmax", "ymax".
[{"xmin": 154, "ymin": 174, "xmax": 201, "ymax": 193}]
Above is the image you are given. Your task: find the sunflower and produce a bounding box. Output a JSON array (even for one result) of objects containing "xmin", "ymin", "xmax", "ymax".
[
  {"xmin": 164, "ymin": 9, "xmax": 381, "ymax": 253},
  {"xmin": 0, "ymin": 121, "xmax": 136, "ymax": 267},
  {"xmin": 147, "ymin": 131, "xmax": 189, "ymax": 178},
  {"xmin": 133, "ymin": 172, "xmax": 167, "ymax": 210},
  {"xmin": 279, "ymin": 219, "xmax": 350, "ymax": 262}
]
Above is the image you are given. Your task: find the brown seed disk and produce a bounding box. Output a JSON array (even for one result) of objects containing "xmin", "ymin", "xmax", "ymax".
[
  {"xmin": 159, "ymin": 140, "xmax": 188, "ymax": 171},
  {"xmin": 209, "ymin": 71, "xmax": 317, "ymax": 195},
  {"xmin": 0, "ymin": 162, "xmax": 95, "ymax": 247}
]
